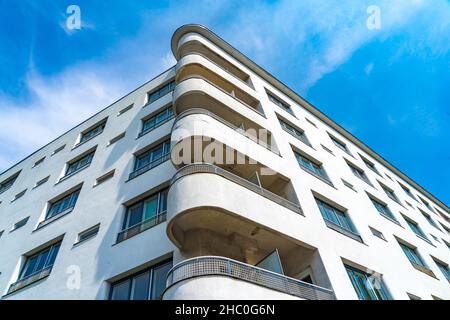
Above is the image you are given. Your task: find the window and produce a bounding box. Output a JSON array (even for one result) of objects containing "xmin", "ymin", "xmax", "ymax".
[
  {"xmin": 12, "ymin": 217, "xmax": 29, "ymax": 231},
  {"xmin": 130, "ymin": 140, "xmax": 170, "ymax": 179},
  {"xmin": 433, "ymin": 259, "xmax": 450, "ymax": 281},
  {"xmin": 369, "ymin": 227, "xmax": 386, "ymax": 240},
  {"xmin": 418, "ymin": 197, "xmax": 434, "ymax": 212},
  {"xmin": 279, "ymin": 118, "xmax": 311, "ymax": 146},
  {"xmin": 344, "ymin": 265, "xmax": 391, "ymax": 300},
  {"xmin": 79, "ymin": 121, "xmax": 106, "ymax": 145},
  {"xmin": 398, "ymin": 241, "xmax": 433, "ymax": 275},
  {"xmin": 94, "ymin": 170, "xmax": 115, "ymax": 186},
  {"xmin": 10, "ymin": 241, "xmax": 62, "ymax": 294},
  {"xmin": 12, "ymin": 189, "xmax": 27, "ymax": 202},
  {"xmin": 0, "ymin": 230, "xmax": 3, "ymax": 239},
  {"xmin": 118, "ymin": 104, "xmax": 134, "ymax": 116},
  {"xmin": 380, "ymin": 184, "xmax": 400, "ymax": 203},
  {"xmin": 295, "ymin": 152, "xmax": 330, "ymax": 182},
  {"xmin": 316, "ymin": 198, "xmax": 361, "ymax": 242},
  {"xmin": 76, "ymin": 224, "xmax": 100, "ymax": 245},
  {"xmin": 109, "ymin": 259, "xmax": 172, "ymax": 300},
  {"xmin": 361, "ymin": 156, "xmax": 379, "ymax": 175},
  {"xmin": 436, "ymin": 209, "xmax": 450, "ymax": 223},
  {"xmin": 342, "ymin": 179, "xmax": 356, "ymax": 192},
  {"xmin": 370, "ymin": 197, "xmax": 398, "ymax": 222},
  {"xmin": 348, "ymin": 162, "xmax": 371, "ymax": 185},
  {"xmin": 403, "ymin": 215, "xmax": 429, "ymax": 242},
  {"xmin": 407, "ymin": 293, "xmax": 421, "ymax": 300},
  {"xmin": 399, "ymin": 183, "xmax": 416, "ymax": 201},
  {"xmin": 305, "ymin": 117, "xmax": 317, "ymax": 127},
  {"xmin": 52, "ymin": 145, "xmax": 65, "ymax": 156},
  {"xmin": 439, "ymin": 222, "xmax": 450, "ymax": 235},
  {"xmin": 64, "ymin": 151, "xmax": 95, "ymax": 177},
  {"xmin": 33, "ymin": 157, "xmax": 45, "ymax": 167},
  {"xmin": 108, "ymin": 132, "xmax": 126, "ymax": 146},
  {"xmin": 0, "ymin": 172, "xmax": 20, "ymax": 195},
  {"xmin": 34, "ymin": 176, "xmax": 50, "ymax": 189},
  {"xmin": 430, "ymin": 234, "xmax": 440, "ymax": 243},
  {"xmin": 46, "ymin": 189, "xmax": 80, "ymax": 221},
  {"xmin": 118, "ymin": 188, "xmax": 168, "ymax": 242},
  {"xmin": 321, "ymin": 144, "xmax": 334, "ymax": 155},
  {"xmin": 419, "ymin": 209, "xmax": 440, "ymax": 230},
  {"xmin": 140, "ymin": 106, "xmax": 174, "ymax": 137},
  {"xmin": 385, "ymin": 174, "xmax": 393, "ymax": 181},
  {"xmin": 147, "ymin": 80, "xmax": 176, "ymax": 104},
  {"xmin": 266, "ymin": 90, "xmax": 293, "ymax": 114},
  {"xmin": 329, "ymin": 134, "xmax": 351, "ymax": 154}
]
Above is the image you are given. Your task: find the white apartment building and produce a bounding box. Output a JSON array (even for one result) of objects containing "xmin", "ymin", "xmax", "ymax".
[{"xmin": 0, "ymin": 24, "xmax": 449, "ymax": 301}]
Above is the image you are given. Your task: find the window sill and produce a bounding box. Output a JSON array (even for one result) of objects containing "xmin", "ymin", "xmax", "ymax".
[
  {"xmin": 4, "ymin": 266, "xmax": 52, "ymax": 296},
  {"xmin": 114, "ymin": 213, "xmax": 166, "ymax": 244},
  {"xmin": 416, "ymin": 234, "xmax": 436, "ymax": 247},
  {"xmin": 411, "ymin": 262, "xmax": 437, "ymax": 279},
  {"xmin": 34, "ymin": 208, "xmax": 73, "ymax": 231},
  {"xmin": 299, "ymin": 165, "xmax": 335, "ymax": 189},
  {"xmin": 379, "ymin": 213, "xmax": 404, "ymax": 228},
  {"xmin": 324, "ymin": 220, "xmax": 364, "ymax": 244}
]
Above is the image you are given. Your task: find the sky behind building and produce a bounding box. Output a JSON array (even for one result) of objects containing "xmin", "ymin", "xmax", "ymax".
[{"xmin": 0, "ymin": 0, "xmax": 449, "ymax": 205}]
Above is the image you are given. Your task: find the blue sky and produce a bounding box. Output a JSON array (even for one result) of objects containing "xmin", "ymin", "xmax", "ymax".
[{"xmin": 0, "ymin": 0, "xmax": 449, "ymax": 205}]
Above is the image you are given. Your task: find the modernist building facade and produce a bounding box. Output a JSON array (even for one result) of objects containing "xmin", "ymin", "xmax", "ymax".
[{"xmin": 0, "ymin": 24, "xmax": 449, "ymax": 300}]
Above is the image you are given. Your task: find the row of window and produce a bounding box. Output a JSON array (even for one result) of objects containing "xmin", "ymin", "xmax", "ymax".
[{"xmin": 265, "ymin": 87, "xmax": 449, "ymax": 226}]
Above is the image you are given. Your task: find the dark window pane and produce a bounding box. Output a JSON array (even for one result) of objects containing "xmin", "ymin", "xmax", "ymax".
[
  {"xmin": 151, "ymin": 262, "xmax": 172, "ymax": 300},
  {"xmin": 131, "ymin": 271, "xmax": 151, "ymax": 300},
  {"xmin": 110, "ymin": 280, "xmax": 131, "ymax": 300}
]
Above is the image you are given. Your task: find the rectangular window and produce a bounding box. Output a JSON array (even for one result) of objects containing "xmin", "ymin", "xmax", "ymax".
[
  {"xmin": 348, "ymin": 163, "xmax": 371, "ymax": 185},
  {"xmin": 436, "ymin": 209, "xmax": 450, "ymax": 223},
  {"xmin": 147, "ymin": 80, "xmax": 176, "ymax": 104},
  {"xmin": 117, "ymin": 188, "xmax": 168, "ymax": 243},
  {"xmin": 76, "ymin": 224, "xmax": 100, "ymax": 244},
  {"xmin": 130, "ymin": 140, "xmax": 171, "ymax": 179},
  {"xmin": 34, "ymin": 176, "xmax": 50, "ymax": 189},
  {"xmin": 342, "ymin": 179, "xmax": 356, "ymax": 192},
  {"xmin": 419, "ymin": 209, "xmax": 440, "ymax": 230},
  {"xmin": 118, "ymin": 104, "xmax": 134, "ymax": 116},
  {"xmin": 110, "ymin": 259, "xmax": 172, "ymax": 300},
  {"xmin": 370, "ymin": 197, "xmax": 398, "ymax": 222},
  {"xmin": 9, "ymin": 241, "xmax": 62, "ymax": 294},
  {"xmin": 329, "ymin": 134, "xmax": 351, "ymax": 154},
  {"xmin": 140, "ymin": 106, "xmax": 174, "ymax": 137},
  {"xmin": 52, "ymin": 145, "xmax": 65, "ymax": 156},
  {"xmin": 380, "ymin": 184, "xmax": 400, "ymax": 203},
  {"xmin": 399, "ymin": 183, "xmax": 416, "ymax": 201},
  {"xmin": 46, "ymin": 189, "xmax": 80, "ymax": 220},
  {"xmin": 94, "ymin": 170, "xmax": 115, "ymax": 186},
  {"xmin": 403, "ymin": 216, "xmax": 429, "ymax": 241},
  {"xmin": 0, "ymin": 172, "xmax": 20, "ymax": 195},
  {"xmin": 398, "ymin": 242, "xmax": 432, "ymax": 275},
  {"xmin": 295, "ymin": 152, "xmax": 330, "ymax": 182},
  {"xmin": 108, "ymin": 132, "xmax": 126, "ymax": 146},
  {"xmin": 345, "ymin": 265, "xmax": 391, "ymax": 300},
  {"xmin": 279, "ymin": 118, "xmax": 311, "ymax": 146},
  {"xmin": 65, "ymin": 151, "xmax": 95, "ymax": 177},
  {"xmin": 418, "ymin": 197, "xmax": 434, "ymax": 212},
  {"xmin": 12, "ymin": 217, "xmax": 29, "ymax": 231},
  {"xmin": 12, "ymin": 189, "xmax": 27, "ymax": 202},
  {"xmin": 369, "ymin": 227, "xmax": 385, "ymax": 240},
  {"xmin": 266, "ymin": 90, "xmax": 293, "ymax": 114},
  {"xmin": 79, "ymin": 121, "xmax": 106, "ymax": 144},
  {"xmin": 316, "ymin": 198, "xmax": 361, "ymax": 241},
  {"xmin": 361, "ymin": 156, "xmax": 379, "ymax": 175},
  {"xmin": 439, "ymin": 222, "xmax": 450, "ymax": 235},
  {"xmin": 433, "ymin": 259, "xmax": 450, "ymax": 281},
  {"xmin": 33, "ymin": 157, "xmax": 45, "ymax": 167}
]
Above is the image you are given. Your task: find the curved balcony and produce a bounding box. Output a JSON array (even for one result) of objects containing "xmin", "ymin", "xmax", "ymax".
[
  {"xmin": 171, "ymin": 109, "xmax": 280, "ymax": 168},
  {"xmin": 173, "ymin": 31, "xmax": 253, "ymax": 88},
  {"xmin": 173, "ymin": 75, "xmax": 264, "ymax": 118},
  {"xmin": 163, "ymin": 256, "xmax": 335, "ymax": 300}
]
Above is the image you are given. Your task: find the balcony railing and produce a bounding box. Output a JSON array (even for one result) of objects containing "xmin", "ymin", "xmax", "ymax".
[
  {"xmin": 173, "ymin": 108, "xmax": 279, "ymax": 155},
  {"xmin": 165, "ymin": 256, "xmax": 335, "ymax": 300},
  {"xmin": 128, "ymin": 153, "xmax": 171, "ymax": 180},
  {"xmin": 36, "ymin": 207, "xmax": 74, "ymax": 230},
  {"xmin": 116, "ymin": 212, "xmax": 167, "ymax": 243},
  {"xmin": 171, "ymin": 163, "xmax": 303, "ymax": 214},
  {"xmin": 7, "ymin": 266, "xmax": 53, "ymax": 295}
]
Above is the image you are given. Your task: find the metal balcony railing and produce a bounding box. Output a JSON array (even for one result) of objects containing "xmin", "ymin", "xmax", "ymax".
[
  {"xmin": 165, "ymin": 256, "xmax": 335, "ymax": 300},
  {"xmin": 172, "ymin": 108, "xmax": 279, "ymax": 155},
  {"xmin": 128, "ymin": 153, "xmax": 171, "ymax": 180},
  {"xmin": 171, "ymin": 163, "xmax": 303, "ymax": 214},
  {"xmin": 7, "ymin": 266, "xmax": 53, "ymax": 295}
]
